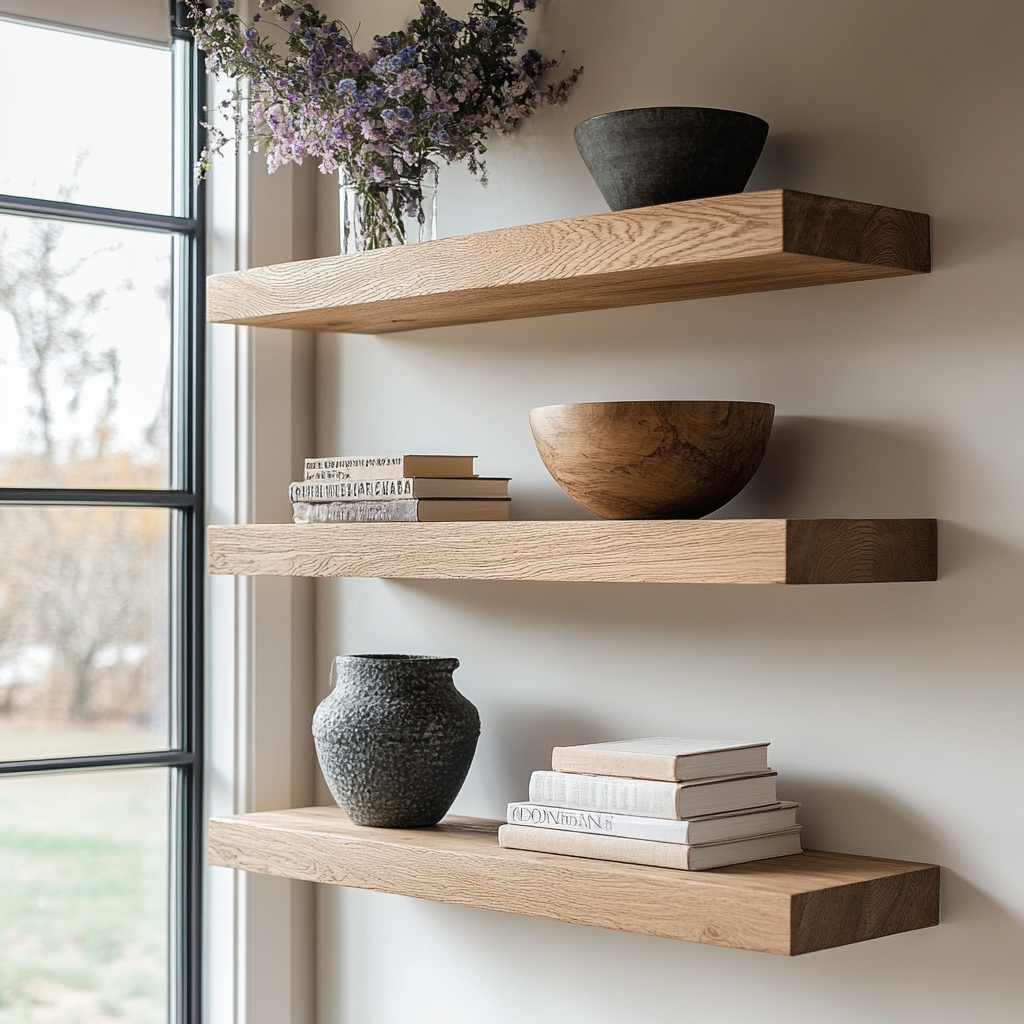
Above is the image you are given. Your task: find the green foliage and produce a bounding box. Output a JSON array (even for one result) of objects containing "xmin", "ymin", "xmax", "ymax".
[{"xmin": 0, "ymin": 775, "xmax": 167, "ymax": 1024}]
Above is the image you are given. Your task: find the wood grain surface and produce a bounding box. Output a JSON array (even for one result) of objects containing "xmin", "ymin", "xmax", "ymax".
[
  {"xmin": 206, "ymin": 519, "xmax": 938, "ymax": 585},
  {"xmin": 207, "ymin": 806, "xmax": 940, "ymax": 955},
  {"xmin": 205, "ymin": 190, "xmax": 930, "ymax": 334},
  {"xmin": 785, "ymin": 518, "xmax": 938, "ymax": 583},
  {"xmin": 529, "ymin": 401, "xmax": 775, "ymax": 518}
]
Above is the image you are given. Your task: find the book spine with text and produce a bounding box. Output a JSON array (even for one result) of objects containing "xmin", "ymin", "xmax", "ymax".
[
  {"xmin": 498, "ymin": 822, "xmax": 702, "ymax": 868},
  {"xmin": 529, "ymin": 770, "xmax": 679, "ymax": 818},
  {"xmin": 508, "ymin": 800, "xmax": 796, "ymax": 844},
  {"xmin": 497, "ymin": 823, "xmax": 802, "ymax": 871},
  {"xmin": 293, "ymin": 500, "xmax": 419, "ymax": 523},
  {"xmin": 290, "ymin": 478, "xmax": 416, "ymax": 502},
  {"xmin": 304, "ymin": 456, "xmax": 405, "ymax": 479},
  {"xmin": 305, "ymin": 469, "xmax": 366, "ymax": 480},
  {"xmin": 507, "ymin": 802, "xmax": 698, "ymax": 842}
]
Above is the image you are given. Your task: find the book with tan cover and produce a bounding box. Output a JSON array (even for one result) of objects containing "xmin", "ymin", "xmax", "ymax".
[
  {"xmin": 304, "ymin": 455, "xmax": 476, "ymax": 480},
  {"xmin": 551, "ymin": 737, "xmax": 769, "ymax": 782},
  {"xmin": 497, "ymin": 823, "xmax": 802, "ymax": 871}
]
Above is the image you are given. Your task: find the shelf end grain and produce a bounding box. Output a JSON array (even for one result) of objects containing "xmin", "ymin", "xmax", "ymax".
[
  {"xmin": 785, "ymin": 519, "xmax": 938, "ymax": 584},
  {"xmin": 782, "ymin": 191, "xmax": 931, "ymax": 274}
]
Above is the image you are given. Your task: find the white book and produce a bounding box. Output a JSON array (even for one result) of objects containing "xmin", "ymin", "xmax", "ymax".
[
  {"xmin": 528, "ymin": 770, "xmax": 778, "ymax": 820},
  {"xmin": 498, "ymin": 823, "xmax": 803, "ymax": 871},
  {"xmin": 292, "ymin": 499, "xmax": 510, "ymax": 523},
  {"xmin": 551, "ymin": 737, "xmax": 769, "ymax": 782},
  {"xmin": 304, "ymin": 455, "xmax": 476, "ymax": 480},
  {"xmin": 506, "ymin": 801, "xmax": 799, "ymax": 845},
  {"xmin": 289, "ymin": 477, "xmax": 508, "ymax": 503}
]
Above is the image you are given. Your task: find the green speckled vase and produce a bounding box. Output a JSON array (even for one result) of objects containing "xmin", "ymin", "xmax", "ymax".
[{"xmin": 313, "ymin": 654, "xmax": 480, "ymax": 828}]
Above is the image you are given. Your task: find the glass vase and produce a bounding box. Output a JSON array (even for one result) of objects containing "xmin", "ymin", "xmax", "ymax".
[{"xmin": 339, "ymin": 163, "xmax": 438, "ymax": 253}]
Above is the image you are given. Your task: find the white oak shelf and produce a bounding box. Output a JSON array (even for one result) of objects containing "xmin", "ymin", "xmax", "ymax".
[
  {"xmin": 206, "ymin": 518, "xmax": 937, "ymax": 585},
  {"xmin": 207, "ymin": 807, "xmax": 940, "ymax": 955},
  {"xmin": 205, "ymin": 190, "xmax": 930, "ymax": 334}
]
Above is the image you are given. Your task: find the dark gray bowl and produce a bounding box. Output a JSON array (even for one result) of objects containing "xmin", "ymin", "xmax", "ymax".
[{"xmin": 574, "ymin": 107, "xmax": 769, "ymax": 211}]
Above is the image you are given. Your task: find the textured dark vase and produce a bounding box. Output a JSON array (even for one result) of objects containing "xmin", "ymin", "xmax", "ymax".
[
  {"xmin": 574, "ymin": 107, "xmax": 769, "ymax": 211},
  {"xmin": 313, "ymin": 655, "xmax": 480, "ymax": 828}
]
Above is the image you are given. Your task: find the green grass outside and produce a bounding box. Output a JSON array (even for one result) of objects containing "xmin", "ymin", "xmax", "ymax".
[{"xmin": 0, "ymin": 760, "xmax": 168, "ymax": 1024}]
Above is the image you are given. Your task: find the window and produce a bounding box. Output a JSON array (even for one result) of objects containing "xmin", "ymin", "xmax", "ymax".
[{"xmin": 0, "ymin": 8, "xmax": 203, "ymax": 1024}]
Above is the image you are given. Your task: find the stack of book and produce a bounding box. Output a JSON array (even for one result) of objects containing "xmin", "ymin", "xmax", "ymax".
[
  {"xmin": 289, "ymin": 454, "xmax": 511, "ymax": 523},
  {"xmin": 498, "ymin": 737, "xmax": 802, "ymax": 871}
]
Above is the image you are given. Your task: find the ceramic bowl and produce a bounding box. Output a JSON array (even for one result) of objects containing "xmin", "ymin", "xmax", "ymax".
[
  {"xmin": 529, "ymin": 400, "xmax": 775, "ymax": 519},
  {"xmin": 574, "ymin": 107, "xmax": 769, "ymax": 211}
]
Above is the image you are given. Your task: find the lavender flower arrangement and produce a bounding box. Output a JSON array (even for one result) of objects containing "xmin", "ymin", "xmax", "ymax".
[{"xmin": 190, "ymin": 0, "xmax": 581, "ymax": 248}]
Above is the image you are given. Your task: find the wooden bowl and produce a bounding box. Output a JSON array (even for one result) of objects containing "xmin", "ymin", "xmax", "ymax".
[{"xmin": 529, "ymin": 401, "xmax": 775, "ymax": 519}]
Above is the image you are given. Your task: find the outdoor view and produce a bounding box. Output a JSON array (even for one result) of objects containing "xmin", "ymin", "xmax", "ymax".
[
  {"xmin": 0, "ymin": 770, "xmax": 169, "ymax": 1024},
  {"xmin": 0, "ymin": 16, "xmax": 179, "ymax": 1024}
]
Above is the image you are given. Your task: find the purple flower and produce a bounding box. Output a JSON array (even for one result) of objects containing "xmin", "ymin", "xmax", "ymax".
[{"xmin": 189, "ymin": 0, "xmax": 582, "ymax": 225}]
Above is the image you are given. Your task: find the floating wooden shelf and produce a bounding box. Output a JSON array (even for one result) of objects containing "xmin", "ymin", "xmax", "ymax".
[
  {"xmin": 206, "ymin": 190, "xmax": 930, "ymax": 334},
  {"xmin": 208, "ymin": 807, "xmax": 939, "ymax": 955},
  {"xmin": 207, "ymin": 518, "xmax": 937, "ymax": 585}
]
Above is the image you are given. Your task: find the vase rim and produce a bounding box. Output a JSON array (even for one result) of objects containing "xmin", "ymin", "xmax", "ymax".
[{"xmin": 338, "ymin": 654, "xmax": 458, "ymax": 663}]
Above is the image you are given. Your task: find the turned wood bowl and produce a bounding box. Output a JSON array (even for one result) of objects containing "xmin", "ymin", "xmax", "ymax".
[{"xmin": 529, "ymin": 401, "xmax": 775, "ymax": 519}]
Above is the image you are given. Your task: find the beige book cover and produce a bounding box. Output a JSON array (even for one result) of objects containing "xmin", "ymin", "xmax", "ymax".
[
  {"xmin": 497, "ymin": 823, "xmax": 802, "ymax": 871},
  {"xmin": 304, "ymin": 455, "xmax": 476, "ymax": 480},
  {"xmin": 551, "ymin": 737, "xmax": 770, "ymax": 782}
]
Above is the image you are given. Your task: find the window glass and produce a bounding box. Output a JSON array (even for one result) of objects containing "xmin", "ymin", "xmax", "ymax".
[
  {"xmin": 0, "ymin": 20, "xmax": 173, "ymax": 214},
  {"xmin": 0, "ymin": 215, "xmax": 173, "ymax": 489},
  {"xmin": 0, "ymin": 17, "xmax": 198, "ymax": 1020},
  {"xmin": 0, "ymin": 767, "xmax": 170, "ymax": 1023},
  {"xmin": 0, "ymin": 507, "xmax": 172, "ymax": 761}
]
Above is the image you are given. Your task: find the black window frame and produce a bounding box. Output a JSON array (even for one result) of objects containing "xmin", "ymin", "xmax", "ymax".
[{"xmin": 0, "ymin": 7, "xmax": 205, "ymax": 1023}]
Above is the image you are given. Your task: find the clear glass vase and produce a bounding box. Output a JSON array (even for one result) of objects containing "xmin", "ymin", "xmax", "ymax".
[{"xmin": 339, "ymin": 163, "xmax": 438, "ymax": 253}]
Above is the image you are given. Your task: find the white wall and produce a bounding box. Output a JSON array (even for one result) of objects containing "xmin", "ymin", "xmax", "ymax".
[
  {"xmin": 300, "ymin": 1, "xmax": 1024, "ymax": 1021},
  {"xmin": 206, "ymin": 95, "xmax": 319, "ymax": 1023}
]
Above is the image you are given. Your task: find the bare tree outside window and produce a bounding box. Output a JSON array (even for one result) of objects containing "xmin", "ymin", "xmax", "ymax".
[{"xmin": 0, "ymin": 214, "xmax": 171, "ymax": 750}]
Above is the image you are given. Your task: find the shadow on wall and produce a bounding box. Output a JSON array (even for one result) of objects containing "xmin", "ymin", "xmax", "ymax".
[
  {"xmin": 473, "ymin": 703, "xmax": 607, "ymax": 808},
  {"xmin": 394, "ymin": 861, "xmax": 1024, "ymax": 1016},
  {"xmin": 390, "ymin": 520, "xmax": 1024, "ymax": 646},
  {"xmin": 780, "ymin": 775, "xmax": 940, "ymax": 861},
  {"xmin": 509, "ymin": 482, "xmax": 601, "ymax": 520},
  {"xmin": 513, "ymin": 414, "xmax": 943, "ymax": 521},
  {"xmin": 745, "ymin": 131, "xmax": 820, "ymax": 192},
  {"xmin": 715, "ymin": 415, "xmax": 943, "ymax": 519},
  {"xmin": 443, "ymin": 772, "xmax": 1024, "ymax": 999}
]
